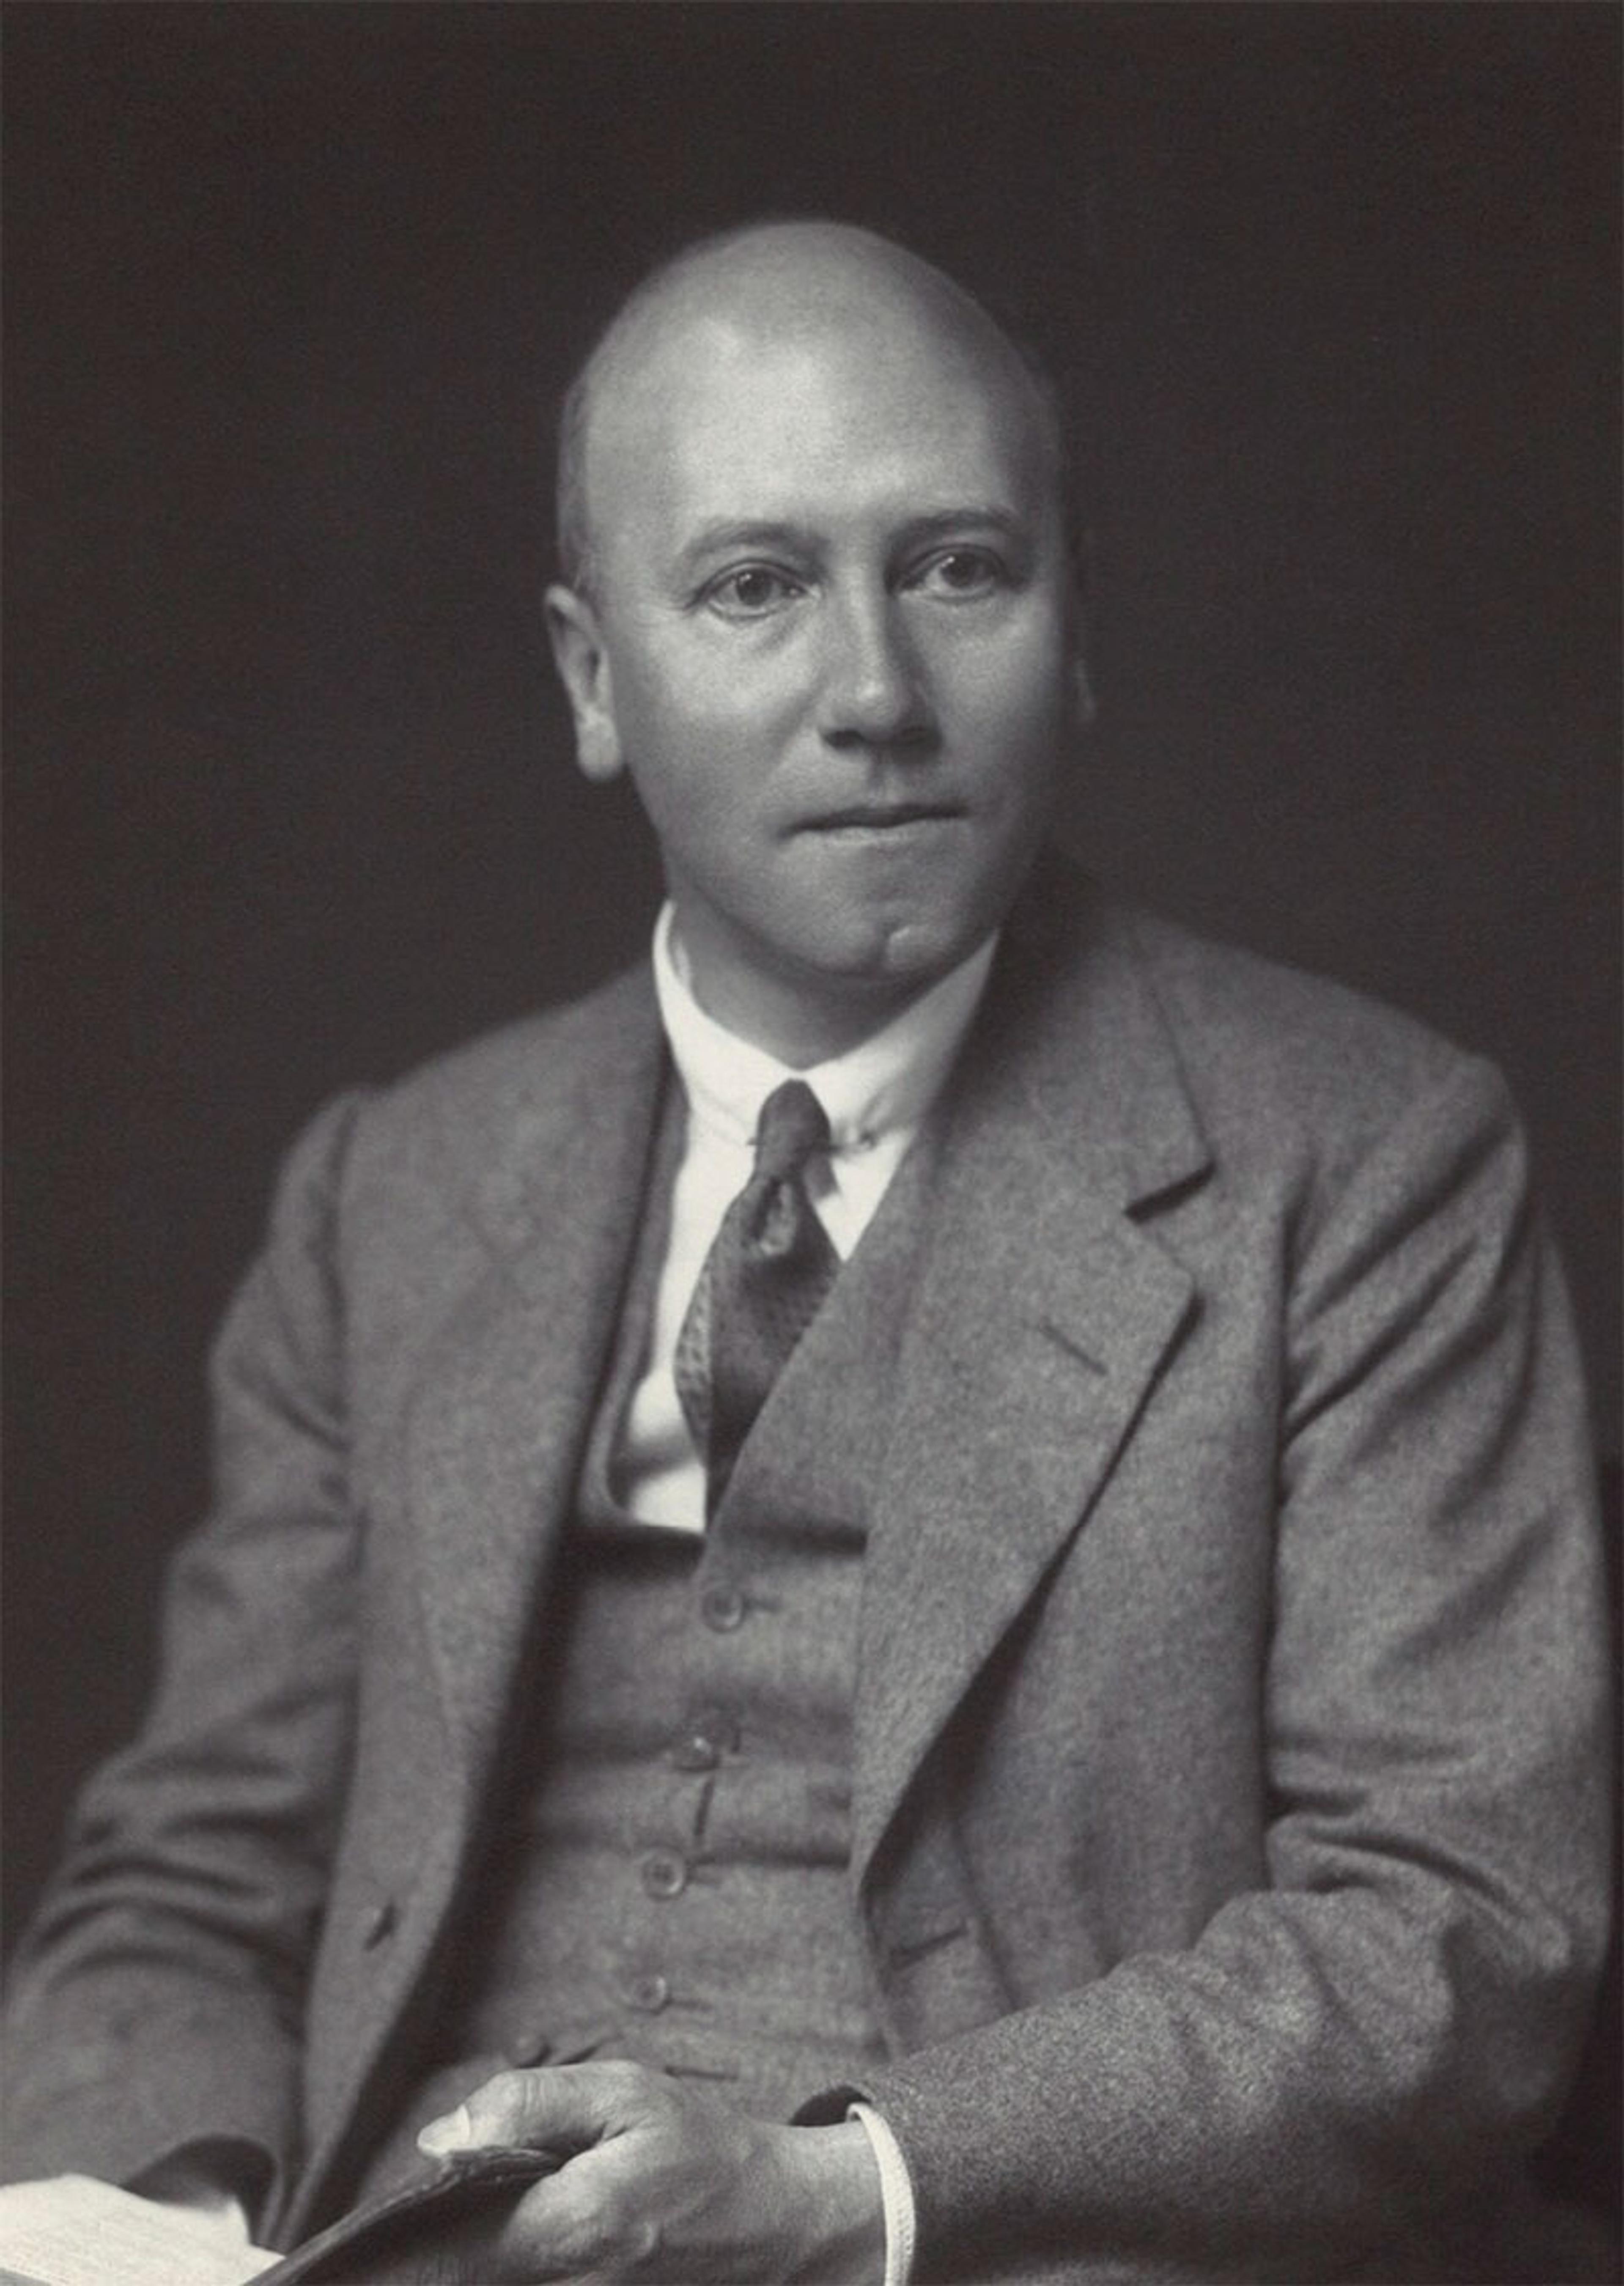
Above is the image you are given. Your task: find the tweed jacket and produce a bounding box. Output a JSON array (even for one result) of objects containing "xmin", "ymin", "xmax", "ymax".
[{"xmin": 3, "ymin": 867, "xmax": 1610, "ymax": 2283}]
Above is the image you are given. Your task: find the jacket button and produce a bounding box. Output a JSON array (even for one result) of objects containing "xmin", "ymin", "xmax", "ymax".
[
  {"xmin": 506, "ymin": 2027, "xmax": 552, "ymax": 2067},
  {"xmin": 640, "ymin": 1848, "xmax": 688, "ymax": 1900},
  {"xmin": 699, "ymin": 1583, "xmax": 745, "ymax": 1632},
  {"xmin": 361, "ymin": 1898, "xmax": 398, "ymax": 1948},
  {"xmin": 620, "ymin": 1971, "xmax": 671, "ymax": 2013}
]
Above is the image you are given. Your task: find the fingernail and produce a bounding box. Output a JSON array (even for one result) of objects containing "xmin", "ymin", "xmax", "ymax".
[{"xmin": 418, "ymin": 2103, "xmax": 472, "ymax": 2155}]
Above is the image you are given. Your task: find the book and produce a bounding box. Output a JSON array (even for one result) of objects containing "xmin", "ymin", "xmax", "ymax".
[
  {"xmin": 0, "ymin": 2149, "xmax": 562, "ymax": 2286},
  {"xmin": 0, "ymin": 2175, "xmax": 277, "ymax": 2286}
]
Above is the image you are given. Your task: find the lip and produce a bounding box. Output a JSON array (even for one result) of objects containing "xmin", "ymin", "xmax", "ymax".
[{"xmin": 798, "ymin": 802, "xmax": 966, "ymax": 833}]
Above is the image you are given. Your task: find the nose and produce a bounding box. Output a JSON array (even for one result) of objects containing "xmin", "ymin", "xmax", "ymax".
[{"xmin": 816, "ymin": 587, "xmax": 935, "ymax": 752}]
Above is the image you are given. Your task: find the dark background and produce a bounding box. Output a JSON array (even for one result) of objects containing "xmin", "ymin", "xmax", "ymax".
[{"xmin": 5, "ymin": 3, "xmax": 1618, "ymax": 1957}]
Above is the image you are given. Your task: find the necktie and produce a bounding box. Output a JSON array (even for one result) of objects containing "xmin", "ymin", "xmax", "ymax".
[{"xmin": 674, "ymin": 1078, "xmax": 841, "ymax": 1515}]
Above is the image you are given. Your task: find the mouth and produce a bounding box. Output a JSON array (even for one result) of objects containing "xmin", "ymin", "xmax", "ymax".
[{"xmin": 799, "ymin": 801, "xmax": 966, "ymax": 834}]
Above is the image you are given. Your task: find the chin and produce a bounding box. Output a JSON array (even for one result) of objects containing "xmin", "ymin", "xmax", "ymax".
[{"xmin": 822, "ymin": 914, "xmax": 979, "ymax": 999}]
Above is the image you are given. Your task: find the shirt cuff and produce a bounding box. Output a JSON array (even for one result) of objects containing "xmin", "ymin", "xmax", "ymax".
[{"xmin": 848, "ymin": 2101, "xmax": 916, "ymax": 2286}]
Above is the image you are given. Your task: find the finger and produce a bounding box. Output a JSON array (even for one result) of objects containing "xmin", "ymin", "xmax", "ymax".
[{"xmin": 419, "ymin": 2058, "xmax": 654, "ymax": 2159}]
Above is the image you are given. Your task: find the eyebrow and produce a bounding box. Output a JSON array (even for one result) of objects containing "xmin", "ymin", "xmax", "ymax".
[
  {"xmin": 897, "ymin": 507, "xmax": 1029, "ymax": 546},
  {"xmin": 677, "ymin": 521, "xmax": 818, "ymax": 570},
  {"xmin": 675, "ymin": 505, "xmax": 1031, "ymax": 574}
]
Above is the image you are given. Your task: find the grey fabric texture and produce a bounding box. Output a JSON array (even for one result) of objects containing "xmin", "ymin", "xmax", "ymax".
[{"xmin": 1, "ymin": 860, "xmax": 1610, "ymax": 2281}]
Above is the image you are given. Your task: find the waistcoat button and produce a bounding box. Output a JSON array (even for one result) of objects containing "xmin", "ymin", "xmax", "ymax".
[
  {"xmin": 641, "ymin": 1848, "xmax": 688, "ymax": 1900},
  {"xmin": 360, "ymin": 1898, "xmax": 398, "ymax": 1948},
  {"xmin": 699, "ymin": 1583, "xmax": 745, "ymax": 1632},
  {"xmin": 671, "ymin": 1730, "xmax": 720, "ymax": 1773},
  {"xmin": 621, "ymin": 1970, "xmax": 671, "ymax": 2013},
  {"xmin": 671, "ymin": 1705, "xmax": 738, "ymax": 1771}
]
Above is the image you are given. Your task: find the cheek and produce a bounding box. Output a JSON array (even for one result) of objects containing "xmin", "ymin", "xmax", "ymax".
[
  {"xmin": 945, "ymin": 641, "xmax": 1072, "ymax": 771},
  {"xmin": 616, "ymin": 703, "xmax": 768, "ymax": 885},
  {"xmin": 614, "ymin": 639, "xmax": 799, "ymax": 766},
  {"xmin": 615, "ymin": 667, "xmax": 810, "ymax": 854},
  {"xmin": 929, "ymin": 600, "xmax": 1070, "ymax": 710}
]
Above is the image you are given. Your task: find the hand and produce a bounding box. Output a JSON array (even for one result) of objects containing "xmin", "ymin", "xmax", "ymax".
[{"xmin": 416, "ymin": 2059, "xmax": 885, "ymax": 2283}]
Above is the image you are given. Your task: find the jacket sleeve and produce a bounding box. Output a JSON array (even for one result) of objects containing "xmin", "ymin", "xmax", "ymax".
[
  {"xmin": 838, "ymin": 1056, "xmax": 1612, "ymax": 2282},
  {"xmin": 1, "ymin": 1092, "xmax": 370, "ymax": 2222}
]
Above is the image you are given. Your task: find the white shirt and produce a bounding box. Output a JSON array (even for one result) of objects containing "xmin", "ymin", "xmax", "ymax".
[{"xmin": 617, "ymin": 903, "xmax": 999, "ymax": 1535}]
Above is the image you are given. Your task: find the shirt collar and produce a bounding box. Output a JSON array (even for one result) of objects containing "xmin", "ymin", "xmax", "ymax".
[{"xmin": 651, "ymin": 903, "xmax": 997, "ymax": 1155}]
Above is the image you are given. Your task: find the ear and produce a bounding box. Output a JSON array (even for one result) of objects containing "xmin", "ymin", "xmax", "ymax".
[
  {"xmin": 544, "ymin": 583, "xmax": 624, "ymax": 783},
  {"xmin": 1070, "ymin": 645, "xmax": 1097, "ymax": 731},
  {"xmin": 1059, "ymin": 553, "xmax": 1097, "ymax": 733}
]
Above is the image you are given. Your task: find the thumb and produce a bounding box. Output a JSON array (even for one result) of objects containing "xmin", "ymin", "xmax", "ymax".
[{"xmin": 418, "ymin": 2062, "xmax": 637, "ymax": 2160}]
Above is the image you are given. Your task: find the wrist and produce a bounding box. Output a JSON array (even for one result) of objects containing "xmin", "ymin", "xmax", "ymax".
[{"xmin": 773, "ymin": 2119, "xmax": 886, "ymax": 2285}]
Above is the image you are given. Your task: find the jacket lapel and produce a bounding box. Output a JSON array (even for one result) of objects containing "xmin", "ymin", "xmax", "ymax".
[
  {"xmin": 852, "ymin": 882, "xmax": 1210, "ymax": 1886},
  {"xmin": 406, "ymin": 968, "xmax": 666, "ymax": 1781}
]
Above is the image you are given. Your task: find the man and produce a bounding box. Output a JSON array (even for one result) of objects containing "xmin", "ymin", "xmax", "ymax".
[{"xmin": 2, "ymin": 221, "xmax": 1610, "ymax": 2283}]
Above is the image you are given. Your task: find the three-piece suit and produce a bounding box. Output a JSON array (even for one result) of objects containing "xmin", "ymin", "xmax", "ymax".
[{"xmin": 3, "ymin": 865, "xmax": 1610, "ymax": 2282}]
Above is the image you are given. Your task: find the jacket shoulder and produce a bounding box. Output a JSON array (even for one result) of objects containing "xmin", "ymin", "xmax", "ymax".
[
  {"xmin": 356, "ymin": 959, "xmax": 652, "ymax": 1143},
  {"xmin": 270, "ymin": 961, "xmax": 658, "ymax": 1244},
  {"xmin": 382, "ymin": 961, "xmax": 652, "ymax": 1113},
  {"xmin": 1121, "ymin": 900, "xmax": 1484, "ymax": 1109},
  {"xmin": 1013, "ymin": 871, "xmax": 1519, "ymax": 1207}
]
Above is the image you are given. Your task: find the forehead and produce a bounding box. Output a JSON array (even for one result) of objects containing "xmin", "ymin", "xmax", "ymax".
[{"xmin": 584, "ymin": 272, "xmax": 1056, "ymax": 558}]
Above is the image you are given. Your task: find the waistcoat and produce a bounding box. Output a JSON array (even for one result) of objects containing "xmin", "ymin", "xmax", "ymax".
[{"xmin": 355, "ymin": 1083, "xmax": 941, "ymax": 2197}]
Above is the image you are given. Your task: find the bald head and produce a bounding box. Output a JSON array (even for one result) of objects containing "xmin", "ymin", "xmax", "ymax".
[{"xmin": 555, "ymin": 221, "xmax": 1070, "ymax": 596}]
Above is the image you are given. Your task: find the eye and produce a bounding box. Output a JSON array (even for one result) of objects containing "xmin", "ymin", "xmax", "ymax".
[
  {"xmin": 908, "ymin": 548, "xmax": 1007, "ymax": 600},
  {"xmin": 702, "ymin": 565, "xmax": 806, "ymax": 618}
]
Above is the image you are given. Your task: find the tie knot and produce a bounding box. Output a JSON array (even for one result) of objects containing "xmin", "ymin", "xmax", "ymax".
[{"xmin": 752, "ymin": 1079, "xmax": 831, "ymax": 1184}]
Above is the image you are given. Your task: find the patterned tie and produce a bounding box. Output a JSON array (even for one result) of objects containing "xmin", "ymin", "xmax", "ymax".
[{"xmin": 674, "ymin": 1078, "xmax": 841, "ymax": 1515}]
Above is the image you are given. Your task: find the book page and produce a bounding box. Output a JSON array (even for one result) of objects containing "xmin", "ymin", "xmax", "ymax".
[{"xmin": 0, "ymin": 2174, "xmax": 279, "ymax": 2286}]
